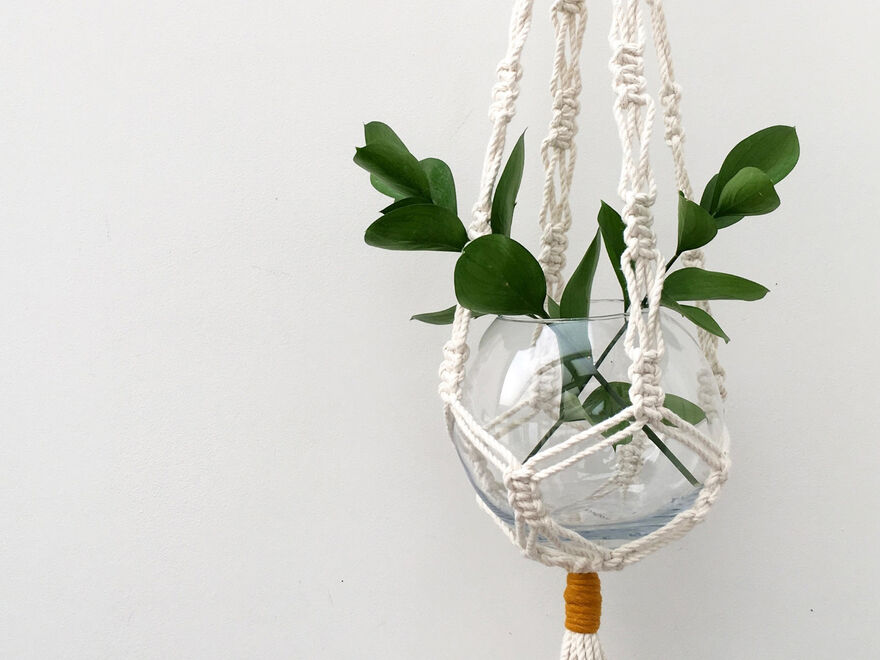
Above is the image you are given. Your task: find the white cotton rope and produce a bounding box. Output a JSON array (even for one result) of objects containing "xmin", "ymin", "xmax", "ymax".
[
  {"xmin": 645, "ymin": 0, "xmax": 727, "ymax": 398},
  {"xmin": 537, "ymin": 0, "xmax": 588, "ymax": 299},
  {"xmin": 561, "ymin": 630, "xmax": 607, "ymax": 660},
  {"xmin": 436, "ymin": 2, "xmax": 732, "ymax": 658}
]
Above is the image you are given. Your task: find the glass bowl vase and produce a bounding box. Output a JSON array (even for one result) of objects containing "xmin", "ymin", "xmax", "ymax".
[{"xmin": 449, "ymin": 300, "xmax": 728, "ymax": 549}]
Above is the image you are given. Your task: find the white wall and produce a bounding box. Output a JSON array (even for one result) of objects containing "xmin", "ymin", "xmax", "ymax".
[{"xmin": 0, "ymin": 1, "xmax": 877, "ymax": 658}]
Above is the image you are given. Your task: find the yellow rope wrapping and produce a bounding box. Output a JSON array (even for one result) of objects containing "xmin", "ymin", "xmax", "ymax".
[{"xmin": 564, "ymin": 572, "xmax": 602, "ymax": 634}]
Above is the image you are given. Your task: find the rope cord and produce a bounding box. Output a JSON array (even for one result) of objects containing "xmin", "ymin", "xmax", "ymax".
[
  {"xmin": 645, "ymin": 0, "xmax": 727, "ymax": 397},
  {"xmin": 537, "ymin": 0, "xmax": 588, "ymax": 299},
  {"xmin": 438, "ymin": 0, "xmax": 730, "ymax": 581}
]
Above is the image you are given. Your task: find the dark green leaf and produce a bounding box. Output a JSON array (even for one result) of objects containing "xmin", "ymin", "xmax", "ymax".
[
  {"xmin": 716, "ymin": 167, "xmax": 780, "ymax": 217},
  {"xmin": 362, "ymin": 123, "xmax": 423, "ymax": 201},
  {"xmin": 700, "ymin": 174, "xmax": 718, "ymax": 211},
  {"xmin": 582, "ymin": 381, "xmax": 706, "ymax": 444},
  {"xmin": 354, "ymin": 143, "xmax": 431, "ymax": 200},
  {"xmin": 662, "ymin": 392, "xmax": 707, "ymax": 427},
  {"xmin": 597, "ymin": 201, "xmax": 630, "ymax": 309},
  {"xmin": 560, "ymin": 390, "xmax": 589, "ymax": 422},
  {"xmin": 490, "ymin": 133, "xmax": 525, "ymax": 237},
  {"xmin": 365, "ymin": 204, "xmax": 468, "ymax": 251},
  {"xmin": 420, "ymin": 158, "xmax": 457, "ymax": 213},
  {"xmin": 663, "ymin": 267, "xmax": 769, "ymax": 302},
  {"xmin": 411, "ymin": 306, "xmax": 484, "ymax": 325},
  {"xmin": 677, "ymin": 192, "xmax": 718, "ymax": 253},
  {"xmin": 546, "ymin": 297, "xmax": 561, "ymax": 318},
  {"xmin": 709, "ymin": 125, "xmax": 799, "ymax": 211},
  {"xmin": 411, "ymin": 306, "xmax": 456, "ymax": 325},
  {"xmin": 364, "ymin": 121, "xmax": 409, "ymax": 151},
  {"xmin": 560, "ymin": 230, "xmax": 601, "ymax": 318},
  {"xmin": 713, "ymin": 214, "xmax": 744, "ymax": 229},
  {"xmin": 381, "ymin": 197, "xmax": 430, "ymax": 214},
  {"xmin": 661, "ymin": 298, "xmax": 730, "ymax": 343},
  {"xmin": 582, "ymin": 381, "xmax": 628, "ymax": 421},
  {"xmin": 370, "ymin": 174, "xmax": 406, "ymax": 200},
  {"xmin": 454, "ymin": 234, "xmax": 547, "ymax": 316},
  {"xmin": 582, "ymin": 381, "xmax": 632, "ymax": 443}
]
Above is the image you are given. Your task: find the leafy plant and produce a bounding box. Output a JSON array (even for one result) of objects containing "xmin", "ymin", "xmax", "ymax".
[{"xmin": 354, "ymin": 121, "xmax": 799, "ymax": 478}]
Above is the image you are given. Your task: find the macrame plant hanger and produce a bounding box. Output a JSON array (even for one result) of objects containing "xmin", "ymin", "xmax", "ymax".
[{"xmin": 438, "ymin": 1, "xmax": 730, "ymax": 658}]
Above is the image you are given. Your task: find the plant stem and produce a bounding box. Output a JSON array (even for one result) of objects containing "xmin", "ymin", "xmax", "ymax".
[
  {"xmin": 522, "ymin": 321, "xmax": 626, "ymax": 463},
  {"xmin": 519, "ymin": 320, "xmax": 700, "ymax": 487},
  {"xmin": 592, "ymin": 371, "xmax": 700, "ymax": 487},
  {"xmin": 664, "ymin": 251, "xmax": 681, "ymax": 272}
]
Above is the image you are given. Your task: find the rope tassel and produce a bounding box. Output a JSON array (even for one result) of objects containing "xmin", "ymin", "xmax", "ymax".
[{"xmin": 560, "ymin": 573, "xmax": 606, "ymax": 660}]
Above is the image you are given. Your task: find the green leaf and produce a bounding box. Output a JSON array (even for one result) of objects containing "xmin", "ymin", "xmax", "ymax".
[
  {"xmin": 362, "ymin": 122, "xmax": 424, "ymax": 201},
  {"xmin": 354, "ymin": 142, "xmax": 431, "ymax": 201},
  {"xmin": 677, "ymin": 192, "xmax": 718, "ymax": 253},
  {"xmin": 581, "ymin": 381, "xmax": 632, "ymax": 443},
  {"xmin": 663, "ymin": 267, "xmax": 769, "ymax": 302},
  {"xmin": 411, "ymin": 306, "xmax": 484, "ymax": 325},
  {"xmin": 560, "ymin": 230, "xmax": 601, "ymax": 319},
  {"xmin": 364, "ymin": 121, "xmax": 409, "ymax": 151},
  {"xmin": 420, "ymin": 158, "xmax": 457, "ymax": 213},
  {"xmin": 661, "ymin": 298, "xmax": 730, "ymax": 343},
  {"xmin": 663, "ymin": 392, "xmax": 707, "ymax": 427},
  {"xmin": 365, "ymin": 204, "xmax": 468, "ymax": 252},
  {"xmin": 701, "ymin": 175, "xmax": 745, "ymax": 227},
  {"xmin": 582, "ymin": 381, "xmax": 628, "ymax": 422},
  {"xmin": 709, "ymin": 125, "xmax": 799, "ymax": 211},
  {"xmin": 381, "ymin": 197, "xmax": 430, "ymax": 214},
  {"xmin": 582, "ymin": 381, "xmax": 706, "ymax": 444},
  {"xmin": 490, "ymin": 133, "xmax": 525, "ymax": 237},
  {"xmin": 700, "ymin": 174, "xmax": 718, "ymax": 211},
  {"xmin": 411, "ymin": 306, "xmax": 457, "ymax": 325},
  {"xmin": 597, "ymin": 201, "xmax": 630, "ymax": 309},
  {"xmin": 713, "ymin": 214, "xmax": 745, "ymax": 230},
  {"xmin": 716, "ymin": 167, "xmax": 780, "ymax": 217},
  {"xmin": 370, "ymin": 174, "xmax": 406, "ymax": 200},
  {"xmin": 547, "ymin": 297, "xmax": 561, "ymax": 318},
  {"xmin": 560, "ymin": 389, "xmax": 589, "ymax": 422},
  {"xmin": 454, "ymin": 234, "xmax": 548, "ymax": 317}
]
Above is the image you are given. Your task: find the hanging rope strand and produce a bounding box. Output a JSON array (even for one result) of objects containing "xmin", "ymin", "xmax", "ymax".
[
  {"xmin": 537, "ymin": 0, "xmax": 588, "ymax": 299},
  {"xmin": 440, "ymin": 0, "xmax": 537, "ymax": 403},
  {"xmin": 469, "ymin": 0, "xmax": 537, "ymax": 239},
  {"xmin": 609, "ymin": 0, "xmax": 666, "ymax": 426},
  {"xmin": 438, "ymin": 0, "xmax": 730, "ymax": 621},
  {"xmin": 646, "ymin": 0, "xmax": 727, "ymax": 398}
]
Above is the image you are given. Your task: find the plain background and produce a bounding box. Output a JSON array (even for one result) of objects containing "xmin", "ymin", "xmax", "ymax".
[{"xmin": 0, "ymin": 1, "xmax": 878, "ymax": 658}]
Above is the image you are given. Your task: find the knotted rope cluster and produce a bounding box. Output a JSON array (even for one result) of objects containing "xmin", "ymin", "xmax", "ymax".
[
  {"xmin": 440, "ymin": 0, "xmax": 729, "ymax": 572},
  {"xmin": 438, "ymin": 1, "xmax": 731, "ymax": 657},
  {"xmin": 537, "ymin": 0, "xmax": 588, "ymax": 299}
]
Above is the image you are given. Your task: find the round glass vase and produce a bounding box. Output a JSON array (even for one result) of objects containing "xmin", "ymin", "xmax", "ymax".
[{"xmin": 450, "ymin": 300, "xmax": 727, "ymax": 549}]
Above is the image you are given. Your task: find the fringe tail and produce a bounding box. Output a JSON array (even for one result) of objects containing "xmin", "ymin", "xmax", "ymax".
[{"xmin": 560, "ymin": 630, "xmax": 606, "ymax": 660}]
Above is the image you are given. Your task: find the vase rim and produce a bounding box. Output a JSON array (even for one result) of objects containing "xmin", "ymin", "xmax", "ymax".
[{"xmin": 498, "ymin": 298, "xmax": 634, "ymax": 324}]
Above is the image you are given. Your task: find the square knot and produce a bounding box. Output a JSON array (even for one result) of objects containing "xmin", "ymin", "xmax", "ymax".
[
  {"xmin": 628, "ymin": 351, "xmax": 665, "ymax": 421},
  {"xmin": 543, "ymin": 226, "xmax": 570, "ymax": 250},
  {"xmin": 546, "ymin": 126, "xmax": 574, "ymax": 151},
  {"xmin": 555, "ymin": 0, "xmax": 585, "ymax": 15},
  {"xmin": 503, "ymin": 466, "xmax": 546, "ymax": 524},
  {"xmin": 624, "ymin": 221, "xmax": 657, "ymax": 255},
  {"xmin": 627, "ymin": 190, "xmax": 657, "ymax": 210},
  {"xmin": 660, "ymin": 81, "xmax": 683, "ymax": 107},
  {"xmin": 495, "ymin": 59, "xmax": 523, "ymax": 84},
  {"xmin": 663, "ymin": 119, "xmax": 684, "ymax": 145},
  {"xmin": 611, "ymin": 41, "xmax": 645, "ymax": 65}
]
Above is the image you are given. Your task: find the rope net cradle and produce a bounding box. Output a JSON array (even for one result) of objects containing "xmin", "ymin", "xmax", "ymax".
[{"xmin": 438, "ymin": 0, "xmax": 730, "ymax": 657}]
